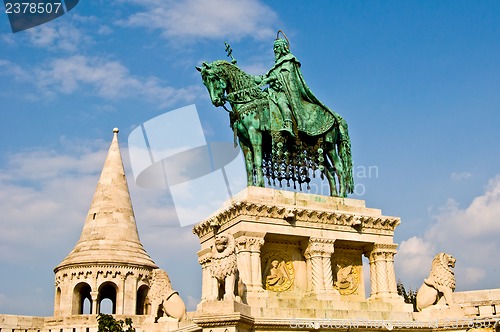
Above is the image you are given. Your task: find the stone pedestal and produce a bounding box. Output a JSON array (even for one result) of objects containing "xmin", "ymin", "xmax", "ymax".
[
  {"xmin": 194, "ymin": 301, "xmax": 253, "ymax": 332},
  {"xmin": 193, "ymin": 187, "xmax": 411, "ymax": 323},
  {"xmin": 413, "ymin": 306, "xmax": 466, "ymax": 321}
]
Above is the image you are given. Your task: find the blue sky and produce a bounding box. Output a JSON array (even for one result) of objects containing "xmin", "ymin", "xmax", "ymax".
[{"xmin": 1, "ymin": 0, "xmax": 499, "ymax": 316}]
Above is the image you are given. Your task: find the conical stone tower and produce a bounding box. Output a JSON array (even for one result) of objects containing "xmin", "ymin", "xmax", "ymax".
[{"xmin": 54, "ymin": 128, "xmax": 158, "ymax": 317}]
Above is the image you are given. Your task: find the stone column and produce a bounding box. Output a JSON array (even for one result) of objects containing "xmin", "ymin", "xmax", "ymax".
[
  {"xmin": 385, "ymin": 247, "xmax": 398, "ymax": 296},
  {"xmin": 116, "ymin": 274, "xmax": 126, "ymax": 314},
  {"xmin": 235, "ymin": 237, "xmax": 252, "ymax": 287},
  {"xmin": 90, "ymin": 291, "xmax": 98, "ymax": 315},
  {"xmin": 321, "ymin": 240, "xmax": 337, "ymax": 293},
  {"xmin": 197, "ymin": 249, "xmax": 213, "ymax": 301},
  {"xmin": 248, "ymin": 237, "xmax": 265, "ymax": 290},
  {"xmin": 366, "ymin": 251, "xmax": 378, "ymax": 298},
  {"xmin": 366, "ymin": 244, "xmax": 398, "ymax": 300},
  {"xmin": 123, "ymin": 272, "xmax": 137, "ymax": 315},
  {"xmin": 304, "ymin": 238, "xmax": 333, "ymax": 295}
]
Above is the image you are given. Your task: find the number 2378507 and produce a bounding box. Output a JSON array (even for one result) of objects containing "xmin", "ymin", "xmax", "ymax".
[{"xmin": 5, "ymin": 2, "xmax": 63, "ymax": 14}]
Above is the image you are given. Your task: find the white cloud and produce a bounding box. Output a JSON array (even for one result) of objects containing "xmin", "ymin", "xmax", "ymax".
[
  {"xmin": 395, "ymin": 236, "xmax": 436, "ymax": 288},
  {"xmin": 26, "ymin": 22, "xmax": 91, "ymax": 52},
  {"xmin": 396, "ymin": 176, "xmax": 500, "ymax": 290},
  {"xmin": 120, "ymin": 0, "xmax": 278, "ymax": 41},
  {"xmin": 0, "ymin": 140, "xmax": 107, "ymax": 263},
  {"xmin": 36, "ymin": 55, "xmax": 136, "ymax": 97},
  {"xmin": 12, "ymin": 14, "xmax": 114, "ymax": 52},
  {"xmin": 0, "ymin": 33, "xmax": 15, "ymax": 44},
  {"xmin": 1, "ymin": 149, "xmax": 104, "ymax": 182},
  {"xmin": 0, "ymin": 55, "xmax": 202, "ymax": 107},
  {"xmin": 451, "ymin": 171, "xmax": 472, "ymax": 181},
  {"xmin": 463, "ymin": 267, "xmax": 486, "ymax": 285},
  {"xmin": 97, "ymin": 25, "xmax": 113, "ymax": 35},
  {"xmin": 0, "ymin": 59, "xmax": 30, "ymax": 82},
  {"xmin": 427, "ymin": 177, "xmax": 500, "ymax": 241}
]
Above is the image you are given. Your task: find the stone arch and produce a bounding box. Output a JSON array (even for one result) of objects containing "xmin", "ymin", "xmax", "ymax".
[
  {"xmin": 98, "ymin": 281, "xmax": 118, "ymax": 314},
  {"xmin": 54, "ymin": 287, "xmax": 61, "ymax": 315},
  {"xmin": 72, "ymin": 282, "xmax": 92, "ymax": 315},
  {"xmin": 136, "ymin": 284, "xmax": 150, "ymax": 315}
]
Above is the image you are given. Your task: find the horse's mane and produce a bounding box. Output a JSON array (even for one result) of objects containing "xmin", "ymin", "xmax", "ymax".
[{"xmin": 212, "ymin": 60, "xmax": 259, "ymax": 92}]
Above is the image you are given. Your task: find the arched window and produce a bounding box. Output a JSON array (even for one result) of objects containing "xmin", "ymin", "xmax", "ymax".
[
  {"xmin": 54, "ymin": 287, "xmax": 61, "ymax": 315},
  {"xmin": 83, "ymin": 298, "xmax": 92, "ymax": 314},
  {"xmin": 98, "ymin": 282, "xmax": 117, "ymax": 314},
  {"xmin": 136, "ymin": 285, "xmax": 150, "ymax": 315},
  {"xmin": 73, "ymin": 282, "xmax": 92, "ymax": 315},
  {"xmin": 99, "ymin": 298, "xmax": 113, "ymax": 314}
]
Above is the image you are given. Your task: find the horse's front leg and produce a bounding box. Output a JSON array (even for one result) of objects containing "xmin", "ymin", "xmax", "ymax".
[
  {"xmin": 326, "ymin": 147, "xmax": 345, "ymax": 197},
  {"xmin": 248, "ymin": 126, "xmax": 264, "ymax": 187},
  {"xmin": 239, "ymin": 139, "xmax": 254, "ymax": 186},
  {"xmin": 324, "ymin": 159, "xmax": 338, "ymax": 197}
]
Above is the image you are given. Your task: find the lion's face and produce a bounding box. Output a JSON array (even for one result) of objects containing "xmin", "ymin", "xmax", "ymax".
[
  {"xmin": 215, "ymin": 235, "xmax": 228, "ymax": 253},
  {"xmin": 445, "ymin": 254, "xmax": 456, "ymax": 268}
]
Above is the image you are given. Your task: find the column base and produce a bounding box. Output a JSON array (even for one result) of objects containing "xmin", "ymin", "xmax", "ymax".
[
  {"xmin": 368, "ymin": 293, "xmax": 406, "ymax": 303},
  {"xmin": 304, "ymin": 290, "xmax": 341, "ymax": 301},
  {"xmin": 196, "ymin": 299, "xmax": 251, "ymax": 316}
]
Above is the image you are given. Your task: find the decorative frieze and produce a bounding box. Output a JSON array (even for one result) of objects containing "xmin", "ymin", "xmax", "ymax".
[{"xmin": 193, "ymin": 201, "xmax": 400, "ymax": 238}]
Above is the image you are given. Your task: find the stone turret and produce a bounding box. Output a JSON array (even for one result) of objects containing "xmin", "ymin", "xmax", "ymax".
[{"xmin": 53, "ymin": 128, "xmax": 158, "ymax": 316}]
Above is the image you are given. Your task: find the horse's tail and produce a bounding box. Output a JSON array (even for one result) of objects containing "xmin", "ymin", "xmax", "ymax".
[{"xmin": 337, "ymin": 118, "xmax": 354, "ymax": 195}]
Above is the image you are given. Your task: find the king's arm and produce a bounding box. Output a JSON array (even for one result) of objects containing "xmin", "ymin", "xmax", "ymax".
[{"xmin": 255, "ymin": 73, "xmax": 285, "ymax": 93}]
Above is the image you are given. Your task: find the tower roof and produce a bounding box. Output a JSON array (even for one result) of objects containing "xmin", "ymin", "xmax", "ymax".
[{"xmin": 55, "ymin": 128, "xmax": 157, "ymax": 271}]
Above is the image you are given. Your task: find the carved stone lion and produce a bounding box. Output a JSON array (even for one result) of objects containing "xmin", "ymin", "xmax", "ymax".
[
  {"xmin": 148, "ymin": 268, "xmax": 186, "ymax": 322},
  {"xmin": 416, "ymin": 252, "xmax": 458, "ymax": 311},
  {"xmin": 210, "ymin": 233, "xmax": 244, "ymax": 301}
]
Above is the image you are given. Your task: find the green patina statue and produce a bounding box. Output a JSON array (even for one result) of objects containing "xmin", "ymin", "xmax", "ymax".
[{"xmin": 197, "ymin": 31, "xmax": 354, "ymax": 197}]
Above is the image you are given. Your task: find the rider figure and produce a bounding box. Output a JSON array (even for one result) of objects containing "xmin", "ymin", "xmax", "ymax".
[
  {"xmin": 255, "ymin": 37, "xmax": 296, "ymax": 137},
  {"xmin": 255, "ymin": 32, "xmax": 343, "ymax": 139}
]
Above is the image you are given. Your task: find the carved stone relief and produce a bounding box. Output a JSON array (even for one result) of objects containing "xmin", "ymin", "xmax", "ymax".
[
  {"xmin": 262, "ymin": 251, "xmax": 295, "ymax": 292},
  {"xmin": 331, "ymin": 247, "xmax": 363, "ymax": 296},
  {"xmin": 333, "ymin": 256, "xmax": 359, "ymax": 295}
]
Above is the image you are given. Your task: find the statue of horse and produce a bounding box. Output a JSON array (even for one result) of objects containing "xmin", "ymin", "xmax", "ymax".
[{"xmin": 197, "ymin": 60, "xmax": 353, "ymax": 197}]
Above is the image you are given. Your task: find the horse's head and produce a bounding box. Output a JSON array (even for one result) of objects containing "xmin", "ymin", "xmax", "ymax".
[{"xmin": 196, "ymin": 61, "xmax": 227, "ymax": 107}]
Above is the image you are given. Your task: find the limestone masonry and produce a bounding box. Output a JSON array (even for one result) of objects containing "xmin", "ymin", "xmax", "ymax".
[{"xmin": 1, "ymin": 129, "xmax": 499, "ymax": 332}]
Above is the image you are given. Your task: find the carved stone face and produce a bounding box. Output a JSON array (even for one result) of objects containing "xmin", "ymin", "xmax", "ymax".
[
  {"xmin": 447, "ymin": 255, "xmax": 456, "ymax": 268},
  {"xmin": 215, "ymin": 235, "xmax": 228, "ymax": 253}
]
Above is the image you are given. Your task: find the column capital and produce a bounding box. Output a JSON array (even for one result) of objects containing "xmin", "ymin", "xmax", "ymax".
[
  {"xmin": 304, "ymin": 238, "xmax": 335, "ymax": 258},
  {"xmin": 372, "ymin": 243, "xmax": 398, "ymax": 253},
  {"xmin": 235, "ymin": 235, "xmax": 264, "ymax": 252},
  {"xmin": 365, "ymin": 243, "xmax": 398, "ymax": 260},
  {"xmin": 90, "ymin": 291, "xmax": 98, "ymax": 300},
  {"xmin": 198, "ymin": 254, "xmax": 212, "ymax": 266},
  {"xmin": 197, "ymin": 248, "xmax": 212, "ymax": 266}
]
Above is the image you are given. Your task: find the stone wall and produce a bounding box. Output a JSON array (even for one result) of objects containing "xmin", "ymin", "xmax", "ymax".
[
  {"xmin": 454, "ymin": 289, "xmax": 500, "ymax": 317},
  {"xmin": 0, "ymin": 315, "xmax": 45, "ymax": 332}
]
